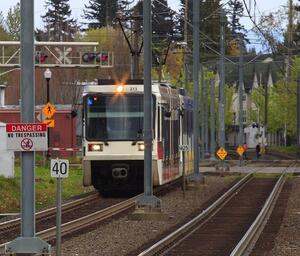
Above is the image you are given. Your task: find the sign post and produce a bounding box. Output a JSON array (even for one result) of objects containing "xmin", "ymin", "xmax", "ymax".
[
  {"xmin": 179, "ymin": 145, "xmax": 189, "ymax": 196},
  {"xmin": 51, "ymin": 158, "xmax": 69, "ymax": 256},
  {"xmin": 236, "ymin": 145, "xmax": 245, "ymax": 166},
  {"xmin": 5, "ymin": 1, "xmax": 51, "ymax": 254},
  {"xmin": 216, "ymin": 147, "xmax": 228, "ymax": 174}
]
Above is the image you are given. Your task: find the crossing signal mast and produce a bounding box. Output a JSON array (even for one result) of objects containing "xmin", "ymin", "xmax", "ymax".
[{"xmin": 0, "ymin": 41, "xmax": 114, "ymax": 68}]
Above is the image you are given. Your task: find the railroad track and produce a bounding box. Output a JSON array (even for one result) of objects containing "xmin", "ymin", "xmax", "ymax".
[
  {"xmin": 0, "ymin": 177, "xmax": 181, "ymax": 254},
  {"xmin": 137, "ymin": 161, "xmax": 297, "ymax": 256},
  {"xmin": 0, "ymin": 191, "xmax": 124, "ymax": 252},
  {"xmin": 0, "ymin": 160, "xmax": 287, "ymax": 254}
]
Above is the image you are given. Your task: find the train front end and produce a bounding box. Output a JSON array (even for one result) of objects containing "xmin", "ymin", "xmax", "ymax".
[{"xmin": 82, "ymin": 80, "xmax": 147, "ymax": 194}]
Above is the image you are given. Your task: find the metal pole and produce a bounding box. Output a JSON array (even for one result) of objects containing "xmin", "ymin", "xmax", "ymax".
[
  {"xmin": 192, "ymin": 0, "xmax": 201, "ymax": 178},
  {"xmin": 133, "ymin": 6, "xmax": 139, "ymax": 79},
  {"xmin": 287, "ymin": 0, "xmax": 293, "ymax": 83},
  {"xmin": 5, "ymin": 6, "xmax": 52, "ymax": 250},
  {"xmin": 210, "ymin": 79, "xmax": 216, "ymax": 159},
  {"xmin": 264, "ymin": 67, "xmax": 268, "ymax": 153},
  {"xmin": 143, "ymin": 0, "xmax": 152, "ymax": 197},
  {"xmin": 21, "ymin": 0, "xmax": 35, "ymax": 239},
  {"xmin": 219, "ymin": 8, "xmax": 226, "ymax": 149},
  {"xmin": 238, "ymin": 37, "xmax": 244, "ymax": 166},
  {"xmin": 182, "ymin": 151, "xmax": 186, "ymax": 196},
  {"xmin": 184, "ymin": 0, "xmax": 188, "ymax": 90},
  {"xmin": 56, "ymin": 177, "xmax": 62, "ymax": 256},
  {"xmin": 200, "ymin": 66, "xmax": 205, "ymax": 159},
  {"xmin": 46, "ymin": 78, "xmax": 51, "ymax": 159},
  {"xmin": 204, "ymin": 78, "xmax": 209, "ymax": 156},
  {"xmin": 136, "ymin": 0, "xmax": 160, "ymax": 207},
  {"xmin": 297, "ymin": 77, "xmax": 300, "ymax": 156}
]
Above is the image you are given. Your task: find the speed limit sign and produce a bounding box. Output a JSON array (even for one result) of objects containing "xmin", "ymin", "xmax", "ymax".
[{"xmin": 51, "ymin": 159, "xmax": 69, "ymax": 178}]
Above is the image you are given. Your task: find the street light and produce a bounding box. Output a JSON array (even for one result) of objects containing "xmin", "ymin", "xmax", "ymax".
[
  {"xmin": 44, "ymin": 68, "xmax": 52, "ymax": 159},
  {"xmin": 44, "ymin": 68, "xmax": 52, "ymax": 103}
]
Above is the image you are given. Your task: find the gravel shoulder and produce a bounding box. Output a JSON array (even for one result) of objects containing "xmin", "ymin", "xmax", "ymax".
[
  {"xmin": 267, "ymin": 176, "xmax": 300, "ymax": 256},
  {"xmin": 55, "ymin": 175, "xmax": 239, "ymax": 256}
]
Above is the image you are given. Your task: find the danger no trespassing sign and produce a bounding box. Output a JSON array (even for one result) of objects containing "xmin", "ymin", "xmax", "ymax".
[{"xmin": 6, "ymin": 123, "xmax": 48, "ymax": 151}]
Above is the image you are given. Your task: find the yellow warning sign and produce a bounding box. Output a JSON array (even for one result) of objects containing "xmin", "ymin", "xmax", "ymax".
[
  {"xmin": 42, "ymin": 102, "xmax": 56, "ymax": 119},
  {"xmin": 236, "ymin": 145, "xmax": 245, "ymax": 156},
  {"xmin": 43, "ymin": 119, "xmax": 55, "ymax": 128},
  {"xmin": 216, "ymin": 147, "xmax": 228, "ymax": 160}
]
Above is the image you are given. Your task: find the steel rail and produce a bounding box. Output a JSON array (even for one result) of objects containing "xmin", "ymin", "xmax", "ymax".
[
  {"xmin": 0, "ymin": 160, "xmax": 281, "ymax": 254},
  {"xmin": 38, "ymin": 195, "xmax": 139, "ymax": 241},
  {"xmin": 137, "ymin": 160, "xmax": 282, "ymax": 256},
  {"xmin": 0, "ymin": 192, "xmax": 99, "ymax": 230},
  {"xmin": 230, "ymin": 162, "xmax": 297, "ymax": 256},
  {"xmin": 0, "ymin": 195, "xmax": 139, "ymax": 251},
  {"xmin": 137, "ymin": 172, "xmax": 254, "ymax": 256}
]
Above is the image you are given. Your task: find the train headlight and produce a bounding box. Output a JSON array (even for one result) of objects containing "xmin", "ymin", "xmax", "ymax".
[
  {"xmin": 88, "ymin": 144, "xmax": 103, "ymax": 152},
  {"xmin": 138, "ymin": 143, "xmax": 145, "ymax": 151},
  {"xmin": 115, "ymin": 84, "xmax": 124, "ymax": 94}
]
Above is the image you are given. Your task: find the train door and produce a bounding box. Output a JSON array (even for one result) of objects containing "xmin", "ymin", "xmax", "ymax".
[{"xmin": 170, "ymin": 93, "xmax": 180, "ymax": 178}]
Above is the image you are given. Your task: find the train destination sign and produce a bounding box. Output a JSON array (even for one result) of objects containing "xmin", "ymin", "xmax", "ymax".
[{"xmin": 6, "ymin": 123, "xmax": 48, "ymax": 151}]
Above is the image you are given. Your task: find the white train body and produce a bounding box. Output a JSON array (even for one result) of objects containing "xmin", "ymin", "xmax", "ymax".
[{"xmin": 82, "ymin": 80, "xmax": 193, "ymax": 194}]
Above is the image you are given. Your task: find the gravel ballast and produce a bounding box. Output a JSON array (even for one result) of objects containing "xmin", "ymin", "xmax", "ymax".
[
  {"xmin": 266, "ymin": 176, "xmax": 300, "ymax": 256},
  {"xmin": 55, "ymin": 176, "xmax": 238, "ymax": 256}
]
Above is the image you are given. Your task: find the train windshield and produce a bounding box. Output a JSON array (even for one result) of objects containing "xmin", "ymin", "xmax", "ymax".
[{"xmin": 85, "ymin": 94, "xmax": 144, "ymax": 141}]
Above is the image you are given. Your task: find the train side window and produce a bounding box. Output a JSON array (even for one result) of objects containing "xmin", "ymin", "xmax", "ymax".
[
  {"xmin": 173, "ymin": 115, "xmax": 179, "ymax": 157},
  {"xmin": 162, "ymin": 107, "xmax": 170, "ymax": 159},
  {"xmin": 157, "ymin": 106, "xmax": 161, "ymax": 140}
]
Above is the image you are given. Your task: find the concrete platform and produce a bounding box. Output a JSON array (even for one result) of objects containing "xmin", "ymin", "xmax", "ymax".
[
  {"xmin": 199, "ymin": 165, "xmax": 300, "ymax": 174},
  {"xmin": 129, "ymin": 206, "xmax": 169, "ymax": 221}
]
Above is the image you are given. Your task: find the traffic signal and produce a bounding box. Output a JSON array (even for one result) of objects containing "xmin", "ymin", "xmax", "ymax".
[
  {"xmin": 35, "ymin": 51, "xmax": 48, "ymax": 63},
  {"xmin": 100, "ymin": 51, "xmax": 108, "ymax": 63},
  {"xmin": 82, "ymin": 52, "xmax": 97, "ymax": 63},
  {"xmin": 82, "ymin": 52, "xmax": 109, "ymax": 64}
]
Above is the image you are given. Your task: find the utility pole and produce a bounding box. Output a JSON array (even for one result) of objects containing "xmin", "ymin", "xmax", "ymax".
[
  {"xmin": 106, "ymin": 0, "xmax": 110, "ymax": 27},
  {"xmin": 264, "ymin": 64, "xmax": 269, "ymax": 153},
  {"xmin": 287, "ymin": 0, "xmax": 293, "ymax": 83},
  {"xmin": 191, "ymin": 0, "xmax": 203, "ymax": 182},
  {"xmin": 132, "ymin": 5, "xmax": 140, "ymax": 79},
  {"xmin": 134, "ymin": 0, "xmax": 161, "ymax": 212},
  {"xmin": 204, "ymin": 78, "xmax": 209, "ymax": 156},
  {"xmin": 210, "ymin": 79, "xmax": 216, "ymax": 160},
  {"xmin": 184, "ymin": 0, "xmax": 189, "ymax": 89},
  {"xmin": 200, "ymin": 66, "xmax": 205, "ymax": 159},
  {"xmin": 238, "ymin": 37, "xmax": 244, "ymax": 166},
  {"xmin": 6, "ymin": 1, "xmax": 50, "ymax": 254},
  {"xmin": 219, "ymin": 9, "xmax": 226, "ymax": 148},
  {"xmin": 297, "ymin": 77, "xmax": 300, "ymax": 156}
]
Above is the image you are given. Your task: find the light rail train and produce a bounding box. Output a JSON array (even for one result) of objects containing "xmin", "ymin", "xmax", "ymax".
[{"xmin": 82, "ymin": 79, "xmax": 194, "ymax": 195}]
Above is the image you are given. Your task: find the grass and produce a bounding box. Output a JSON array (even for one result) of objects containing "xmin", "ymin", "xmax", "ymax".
[{"xmin": 0, "ymin": 164, "xmax": 88, "ymax": 213}]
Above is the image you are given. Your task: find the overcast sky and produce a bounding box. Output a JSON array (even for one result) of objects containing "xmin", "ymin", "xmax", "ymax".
[
  {"xmin": 0, "ymin": 0, "xmax": 290, "ymax": 51},
  {"xmin": 0, "ymin": 0, "xmax": 289, "ymax": 29}
]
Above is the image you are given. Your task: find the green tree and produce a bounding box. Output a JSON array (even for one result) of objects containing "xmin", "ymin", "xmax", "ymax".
[
  {"xmin": 178, "ymin": 0, "xmax": 233, "ymax": 61},
  {"xmin": 41, "ymin": 0, "xmax": 78, "ymax": 41},
  {"xmin": 227, "ymin": 0, "xmax": 247, "ymax": 39},
  {"xmin": 249, "ymin": 58, "xmax": 300, "ymax": 141},
  {"xmin": 83, "ymin": 0, "xmax": 133, "ymax": 28},
  {"xmin": 6, "ymin": 3, "xmax": 21, "ymax": 40}
]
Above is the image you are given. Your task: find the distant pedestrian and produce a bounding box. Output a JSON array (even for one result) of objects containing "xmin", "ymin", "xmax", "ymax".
[{"xmin": 256, "ymin": 143, "xmax": 261, "ymax": 159}]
